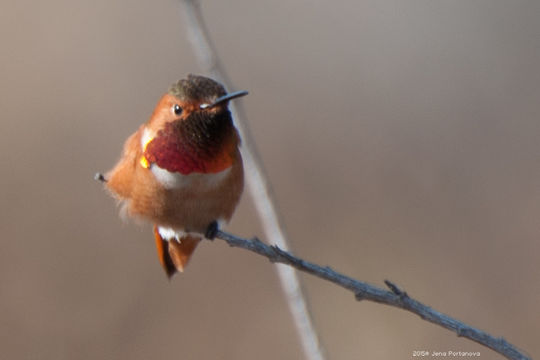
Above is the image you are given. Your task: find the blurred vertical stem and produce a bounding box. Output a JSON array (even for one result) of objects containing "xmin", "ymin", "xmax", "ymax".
[{"xmin": 178, "ymin": 1, "xmax": 326, "ymax": 360}]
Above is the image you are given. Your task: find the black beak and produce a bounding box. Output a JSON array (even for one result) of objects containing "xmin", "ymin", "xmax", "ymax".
[{"xmin": 201, "ymin": 90, "xmax": 249, "ymax": 109}]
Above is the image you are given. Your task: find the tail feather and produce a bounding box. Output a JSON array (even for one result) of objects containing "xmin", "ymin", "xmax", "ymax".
[
  {"xmin": 153, "ymin": 226, "xmax": 201, "ymax": 278},
  {"xmin": 153, "ymin": 226, "xmax": 177, "ymax": 277}
]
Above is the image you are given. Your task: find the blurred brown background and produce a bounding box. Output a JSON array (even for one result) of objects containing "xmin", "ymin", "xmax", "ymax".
[{"xmin": 1, "ymin": 0, "xmax": 538, "ymax": 359}]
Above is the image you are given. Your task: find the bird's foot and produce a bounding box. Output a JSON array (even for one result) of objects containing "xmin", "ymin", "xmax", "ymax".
[{"xmin": 205, "ymin": 221, "xmax": 219, "ymax": 240}]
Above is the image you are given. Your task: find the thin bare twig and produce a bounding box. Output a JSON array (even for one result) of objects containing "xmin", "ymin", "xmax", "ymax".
[
  {"xmin": 178, "ymin": 1, "xmax": 326, "ymax": 360},
  {"xmin": 214, "ymin": 230, "xmax": 530, "ymax": 360}
]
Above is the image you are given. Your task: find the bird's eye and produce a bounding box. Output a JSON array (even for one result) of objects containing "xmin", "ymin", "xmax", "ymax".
[{"xmin": 173, "ymin": 104, "xmax": 183, "ymax": 115}]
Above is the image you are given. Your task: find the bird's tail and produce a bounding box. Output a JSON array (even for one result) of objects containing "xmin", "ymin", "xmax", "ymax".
[{"xmin": 153, "ymin": 226, "xmax": 201, "ymax": 278}]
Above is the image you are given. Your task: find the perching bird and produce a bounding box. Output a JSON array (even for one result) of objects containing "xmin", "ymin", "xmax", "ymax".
[{"xmin": 98, "ymin": 74, "xmax": 247, "ymax": 277}]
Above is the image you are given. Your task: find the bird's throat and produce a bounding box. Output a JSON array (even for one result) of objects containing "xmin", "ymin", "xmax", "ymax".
[{"xmin": 143, "ymin": 110, "xmax": 235, "ymax": 175}]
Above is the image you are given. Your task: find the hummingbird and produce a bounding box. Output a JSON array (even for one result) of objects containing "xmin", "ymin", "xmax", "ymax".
[{"xmin": 97, "ymin": 74, "xmax": 247, "ymax": 277}]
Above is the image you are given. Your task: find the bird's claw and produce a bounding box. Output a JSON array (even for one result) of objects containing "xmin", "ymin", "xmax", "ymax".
[{"xmin": 205, "ymin": 221, "xmax": 219, "ymax": 240}]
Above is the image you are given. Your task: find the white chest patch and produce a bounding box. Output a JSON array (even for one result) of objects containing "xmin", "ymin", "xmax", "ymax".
[{"xmin": 149, "ymin": 162, "xmax": 231, "ymax": 189}]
